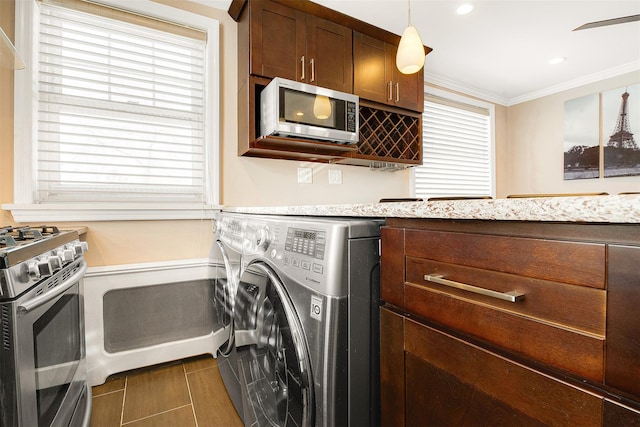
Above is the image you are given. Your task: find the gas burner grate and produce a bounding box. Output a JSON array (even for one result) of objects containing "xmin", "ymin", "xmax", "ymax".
[{"xmin": 0, "ymin": 225, "xmax": 61, "ymax": 248}]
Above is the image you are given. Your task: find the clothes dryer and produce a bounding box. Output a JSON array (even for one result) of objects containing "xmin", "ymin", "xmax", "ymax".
[
  {"xmin": 226, "ymin": 212, "xmax": 383, "ymax": 427},
  {"xmin": 210, "ymin": 212, "xmax": 246, "ymax": 421}
]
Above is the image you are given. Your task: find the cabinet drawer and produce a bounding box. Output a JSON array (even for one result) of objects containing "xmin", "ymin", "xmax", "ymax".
[
  {"xmin": 405, "ymin": 256, "xmax": 605, "ymax": 381},
  {"xmin": 405, "ymin": 318, "xmax": 603, "ymax": 427},
  {"xmin": 405, "ymin": 229, "xmax": 606, "ymax": 289}
]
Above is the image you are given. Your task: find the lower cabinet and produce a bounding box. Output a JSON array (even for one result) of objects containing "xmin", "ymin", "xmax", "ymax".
[
  {"xmin": 381, "ymin": 308, "xmax": 604, "ymax": 427},
  {"xmin": 380, "ymin": 220, "xmax": 640, "ymax": 427}
]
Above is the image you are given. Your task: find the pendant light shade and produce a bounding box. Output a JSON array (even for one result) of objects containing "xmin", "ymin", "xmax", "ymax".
[{"xmin": 396, "ymin": 0, "xmax": 425, "ymax": 74}]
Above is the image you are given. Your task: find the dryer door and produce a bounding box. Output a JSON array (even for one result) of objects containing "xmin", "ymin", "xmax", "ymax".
[
  {"xmin": 235, "ymin": 262, "xmax": 314, "ymax": 427},
  {"xmin": 213, "ymin": 240, "xmax": 238, "ymax": 355}
]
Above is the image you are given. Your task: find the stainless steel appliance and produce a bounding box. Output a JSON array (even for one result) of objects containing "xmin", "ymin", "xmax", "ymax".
[
  {"xmin": 260, "ymin": 77, "xmax": 359, "ymax": 144},
  {"xmin": 211, "ymin": 213, "xmax": 245, "ymax": 422},
  {"xmin": 214, "ymin": 212, "xmax": 383, "ymax": 427},
  {"xmin": 0, "ymin": 225, "xmax": 90, "ymax": 427}
]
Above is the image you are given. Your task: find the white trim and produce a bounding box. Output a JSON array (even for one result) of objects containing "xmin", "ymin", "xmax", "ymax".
[
  {"xmin": 508, "ymin": 60, "xmax": 640, "ymax": 106},
  {"xmin": 426, "ymin": 60, "xmax": 640, "ymax": 107},
  {"xmin": 425, "ymin": 72, "xmax": 510, "ymax": 106},
  {"xmin": 84, "ymin": 258, "xmax": 228, "ymax": 386},
  {"xmin": 2, "ymin": 203, "xmax": 220, "ymax": 222},
  {"xmin": 12, "ymin": 0, "xmax": 221, "ymax": 215}
]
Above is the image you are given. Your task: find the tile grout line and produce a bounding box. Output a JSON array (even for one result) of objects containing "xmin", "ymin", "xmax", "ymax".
[
  {"xmin": 184, "ymin": 362, "xmax": 200, "ymax": 427},
  {"xmin": 121, "ymin": 404, "xmax": 194, "ymax": 426},
  {"xmin": 120, "ymin": 376, "xmax": 128, "ymax": 427}
]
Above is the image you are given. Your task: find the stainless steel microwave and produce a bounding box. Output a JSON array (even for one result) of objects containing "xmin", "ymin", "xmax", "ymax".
[{"xmin": 260, "ymin": 77, "xmax": 359, "ymax": 144}]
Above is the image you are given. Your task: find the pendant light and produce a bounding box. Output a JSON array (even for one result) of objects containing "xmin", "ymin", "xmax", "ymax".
[
  {"xmin": 313, "ymin": 95, "xmax": 332, "ymax": 120},
  {"xmin": 396, "ymin": 0, "xmax": 425, "ymax": 74}
]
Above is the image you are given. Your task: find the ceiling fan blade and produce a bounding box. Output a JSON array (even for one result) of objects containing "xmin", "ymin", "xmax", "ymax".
[{"xmin": 573, "ymin": 14, "xmax": 640, "ymax": 31}]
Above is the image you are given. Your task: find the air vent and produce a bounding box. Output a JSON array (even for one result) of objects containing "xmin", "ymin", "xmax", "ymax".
[{"xmin": 2, "ymin": 305, "xmax": 12, "ymax": 350}]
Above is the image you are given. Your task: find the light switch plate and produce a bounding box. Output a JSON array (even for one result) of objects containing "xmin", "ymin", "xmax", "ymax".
[
  {"xmin": 328, "ymin": 169, "xmax": 342, "ymax": 184},
  {"xmin": 297, "ymin": 167, "xmax": 313, "ymax": 184}
]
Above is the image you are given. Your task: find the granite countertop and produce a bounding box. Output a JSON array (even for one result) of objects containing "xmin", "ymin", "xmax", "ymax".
[{"xmin": 222, "ymin": 194, "xmax": 640, "ymax": 223}]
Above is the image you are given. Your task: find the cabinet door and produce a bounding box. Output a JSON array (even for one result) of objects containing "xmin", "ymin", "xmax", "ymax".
[
  {"xmin": 606, "ymin": 244, "xmax": 640, "ymax": 398},
  {"xmin": 250, "ymin": 1, "xmax": 305, "ymax": 80},
  {"xmin": 353, "ymin": 32, "xmax": 389, "ymax": 105},
  {"xmin": 354, "ymin": 31, "xmax": 424, "ymax": 112},
  {"xmin": 603, "ymin": 399, "xmax": 640, "ymax": 427},
  {"xmin": 386, "ymin": 43, "xmax": 424, "ymax": 111},
  {"xmin": 306, "ymin": 16, "xmax": 352, "ymax": 92},
  {"xmin": 380, "ymin": 308, "xmax": 405, "ymax": 427},
  {"xmin": 404, "ymin": 318, "xmax": 603, "ymax": 426}
]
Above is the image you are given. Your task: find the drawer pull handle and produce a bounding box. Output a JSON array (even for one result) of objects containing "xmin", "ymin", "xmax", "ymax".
[{"xmin": 424, "ymin": 274, "xmax": 525, "ymax": 303}]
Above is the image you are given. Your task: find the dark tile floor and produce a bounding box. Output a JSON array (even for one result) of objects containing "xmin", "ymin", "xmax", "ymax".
[{"xmin": 89, "ymin": 354, "xmax": 243, "ymax": 427}]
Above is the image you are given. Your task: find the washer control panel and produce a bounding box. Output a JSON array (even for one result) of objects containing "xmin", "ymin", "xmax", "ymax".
[{"xmin": 285, "ymin": 228, "xmax": 326, "ymax": 260}]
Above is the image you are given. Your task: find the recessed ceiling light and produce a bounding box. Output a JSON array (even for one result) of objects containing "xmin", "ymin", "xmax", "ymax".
[
  {"xmin": 456, "ymin": 3, "xmax": 474, "ymax": 15},
  {"xmin": 549, "ymin": 57, "xmax": 567, "ymax": 65}
]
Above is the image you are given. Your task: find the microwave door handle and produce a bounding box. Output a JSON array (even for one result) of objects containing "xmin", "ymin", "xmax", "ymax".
[
  {"xmin": 300, "ymin": 56, "xmax": 305, "ymax": 81},
  {"xmin": 18, "ymin": 260, "xmax": 88, "ymax": 313},
  {"xmin": 310, "ymin": 58, "xmax": 315, "ymax": 82}
]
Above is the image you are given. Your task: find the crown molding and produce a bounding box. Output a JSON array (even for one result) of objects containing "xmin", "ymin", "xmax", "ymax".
[
  {"xmin": 508, "ymin": 61, "xmax": 640, "ymax": 105},
  {"xmin": 426, "ymin": 61, "xmax": 640, "ymax": 107}
]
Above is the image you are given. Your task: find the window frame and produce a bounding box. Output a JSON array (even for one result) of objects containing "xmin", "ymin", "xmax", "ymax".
[
  {"xmin": 7, "ymin": 0, "xmax": 220, "ymax": 222},
  {"xmin": 412, "ymin": 85, "xmax": 496, "ymax": 200}
]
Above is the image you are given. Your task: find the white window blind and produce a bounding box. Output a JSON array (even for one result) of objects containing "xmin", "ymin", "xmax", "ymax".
[
  {"xmin": 37, "ymin": 3, "xmax": 207, "ymax": 203},
  {"xmin": 415, "ymin": 94, "xmax": 493, "ymax": 199}
]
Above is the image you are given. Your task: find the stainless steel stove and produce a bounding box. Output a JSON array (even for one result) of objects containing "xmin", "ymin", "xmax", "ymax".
[
  {"xmin": 1, "ymin": 225, "xmax": 87, "ymax": 297},
  {"xmin": 0, "ymin": 225, "xmax": 91, "ymax": 427}
]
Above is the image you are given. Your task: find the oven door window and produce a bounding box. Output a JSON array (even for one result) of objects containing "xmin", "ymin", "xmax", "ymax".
[{"xmin": 33, "ymin": 284, "xmax": 82, "ymax": 427}]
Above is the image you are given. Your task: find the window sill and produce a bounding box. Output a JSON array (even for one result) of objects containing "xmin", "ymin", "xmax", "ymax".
[{"xmin": 2, "ymin": 203, "xmax": 221, "ymax": 222}]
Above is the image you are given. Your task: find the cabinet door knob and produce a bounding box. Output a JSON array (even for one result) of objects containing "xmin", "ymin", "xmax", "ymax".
[
  {"xmin": 395, "ymin": 82, "xmax": 400, "ymax": 102},
  {"xmin": 424, "ymin": 273, "xmax": 525, "ymax": 303},
  {"xmin": 300, "ymin": 56, "xmax": 305, "ymax": 80},
  {"xmin": 387, "ymin": 81, "xmax": 393, "ymax": 101}
]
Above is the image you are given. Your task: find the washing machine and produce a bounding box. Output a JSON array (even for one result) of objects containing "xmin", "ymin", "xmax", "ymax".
[
  {"xmin": 226, "ymin": 212, "xmax": 384, "ymax": 427},
  {"xmin": 211, "ymin": 212, "xmax": 246, "ymax": 422}
]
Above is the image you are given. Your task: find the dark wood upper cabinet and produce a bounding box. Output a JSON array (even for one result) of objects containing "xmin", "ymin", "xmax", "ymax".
[
  {"xmin": 354, "ymin": 31, "xmax": 424, "ymax": 112},
  {"xmin": 232, "ymin": 0, "xmax": 430, "ymax": 164},
  {"xmin": 248, "ymin": 0, "xmax": 352, "ymax": 92},
  {"xmin": 249, "ymin": 1, "xmax": 304, "ymax": 81}
]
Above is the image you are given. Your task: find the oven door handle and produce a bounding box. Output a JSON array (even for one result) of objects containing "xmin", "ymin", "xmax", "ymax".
[{"xmin": 18, "ymin": 260, "xmax": 88, "ymax": 313}]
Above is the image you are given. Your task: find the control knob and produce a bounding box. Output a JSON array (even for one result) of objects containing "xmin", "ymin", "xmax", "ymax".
[
  {"xmin": 27, "ymin": 259, "xmax": 41, "ymax": 279},
  {"xmin": 72, "ymin": 241, "xmax": 89, "ymax": 256},
  {"xmin": 255, "ymin": 228, "xmax": 271, "ymax": 251},
  {"xmin": 56, "ymin": 247, "xmax": 75, "ymax": 263}
]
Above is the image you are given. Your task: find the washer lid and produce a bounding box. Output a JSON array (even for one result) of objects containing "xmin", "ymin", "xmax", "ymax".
[{"xmin": 235, "ymin": 262, "xmax": 314, "ymax": 427}]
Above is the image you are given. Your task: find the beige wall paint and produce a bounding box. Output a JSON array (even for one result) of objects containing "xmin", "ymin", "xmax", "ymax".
[{"xmin": 505, "ymin": 71, "xmax": 640, "ymax": 196}]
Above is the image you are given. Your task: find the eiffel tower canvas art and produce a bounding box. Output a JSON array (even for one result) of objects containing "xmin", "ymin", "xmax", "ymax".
[
  {"xmin": 564, "ymin": 93, "xmax": 600, "ymax": 180},
  {"xmin": 604, "ymin": 84, "xmax": 640, "ymax": 177},
  {"xmin": 564, "ymin": 83, "xmax": 640, "ymax": 180}
]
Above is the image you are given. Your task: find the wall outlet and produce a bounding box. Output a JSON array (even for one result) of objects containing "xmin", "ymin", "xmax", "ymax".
[
  {"xmin": 297, "ymin": 167, "xmax": 313, "ymax": 184},
  {"xmin": 328, "ymin": 169, "xmax": 342, "ymax": 184}
]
